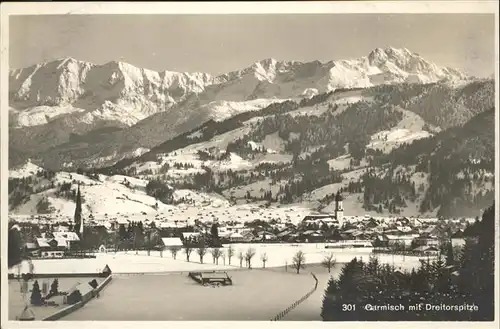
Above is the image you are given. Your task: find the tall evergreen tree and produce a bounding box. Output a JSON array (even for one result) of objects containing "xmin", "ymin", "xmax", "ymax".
[
  {"xmin": 8, "ymin": 226, "xmax": 23, "ymax": 268},
  {"xmin": 73, "ymin": 184, "xmax": 82, "ymax": 236},
  {"xmin": 445, "ymin": 242, "xmax": 454, "ymax": 266},
  {"xmin": 458, "ymin": 203, "xmax": 495, "ymax": 320},
  {"xmin": 50, "ymin": 278, "xmax": 59, "ymax": 295},
  {"xmin": 30, "ymin": 280, "xmax": 43, "ymax": 306},
  {"xmin": 210, "ymin": 223, "xmax": 219, "ymax": 246}
]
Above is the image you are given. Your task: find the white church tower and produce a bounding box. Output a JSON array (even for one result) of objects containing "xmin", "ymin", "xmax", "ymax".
[{"xmin": 334, "ymin": 191, "xmax": 344, "ymax": 227}]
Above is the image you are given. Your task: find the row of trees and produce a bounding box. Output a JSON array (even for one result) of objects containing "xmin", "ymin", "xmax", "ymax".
[{"xmin": 167, "ymin": 242, "xmax": 338, "ymax": 275}]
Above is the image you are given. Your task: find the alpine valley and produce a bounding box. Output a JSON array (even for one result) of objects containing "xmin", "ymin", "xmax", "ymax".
[{"xmin": 8, "ymin": 47, "xmax": 495, "ymax": 219}]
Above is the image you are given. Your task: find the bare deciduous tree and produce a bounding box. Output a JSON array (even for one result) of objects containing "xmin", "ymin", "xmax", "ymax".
[
  {"xmin": 227, "ymin": 245, "xmax": 235, "ymax": 265},
  {"xmin": 211, "ymin": 248, "xmax": 222, "ymax": 265},
  {"xmin": 196, "ymin": 242, "xmax": 207, "ymax": 264},
  {"xmin": 321, "ymin": 252, "xmax": 336, "ymax": 273},
  {"xmin": 291, "ymin": 250, "xmax": 306, "ymax": 274},
  {"xmin": 261, "ymin": 252, "xmax": 268, "ymax": 268},
  {"xmin": 220, "ymin": 249, "xmax": 226, "ymax": 265},
  {"xmin": 238, "ymin": 251, "xmax": 244, "ymax": 268},
  {"xmin": 245, "ymin": 247, "xmax": 256, "ymax": 269},
  {"xmin": 168, "ymin": 246, "xmax": 181, "ymax": 260},
  {"xmin": 184, "ymin": 246, "xmax": 193, "ymax": 262}
]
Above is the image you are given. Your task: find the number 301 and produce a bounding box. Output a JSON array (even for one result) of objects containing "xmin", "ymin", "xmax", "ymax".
[{"xmin": 342, "ymin": 304, "xmax": 356, "ymax": 311}]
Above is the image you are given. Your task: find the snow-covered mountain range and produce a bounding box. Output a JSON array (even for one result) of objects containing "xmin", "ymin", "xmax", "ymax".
[
  {"xmin": 9, "ymin": 47, "xmax": 471, "ymax": 170},
  {"xmin": 10, "ymin": 47, "xmax": 466, "ymax": 128}
]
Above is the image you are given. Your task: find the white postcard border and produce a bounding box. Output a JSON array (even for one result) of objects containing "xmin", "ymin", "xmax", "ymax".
[{"xmin": 1, "ymin": 1, "xmax": 499, "ymax": 329}]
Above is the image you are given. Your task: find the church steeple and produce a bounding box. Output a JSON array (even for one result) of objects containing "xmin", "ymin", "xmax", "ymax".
[
  {"xmin": 335, "ymin": 190, "xmax": 344, "ymax": 203},
  {"xmin": 74, "ymin": 184, "xmax": 83, "ymax": 237},
  {"xmin": 334, "ymin": 191, "xmax": 344, "ymax": 226}
]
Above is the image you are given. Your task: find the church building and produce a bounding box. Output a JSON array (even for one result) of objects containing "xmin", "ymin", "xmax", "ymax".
[{"xmin": 302, "ymin": 191, "xmax": 345, "ymax": 228}]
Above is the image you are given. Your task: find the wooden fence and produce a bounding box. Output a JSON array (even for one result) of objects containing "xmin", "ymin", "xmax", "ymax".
[{"xmin": 270, "ymin": 272, "xmax": 319, "ymax": 321}]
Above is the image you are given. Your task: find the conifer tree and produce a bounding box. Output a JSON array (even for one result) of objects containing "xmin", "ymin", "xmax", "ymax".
[
  {"xmin": 30, "ymin": 280, "xmax": 43, "ymax": 306},
  {"xmin": 50, "ymin": 278, "xmax": 59, "ymax": 295},
  {"xmin": 73, "ymin": 185, "xmax": 82, "ymax": 236},
  {"xmin": 445, "ymin": 242, "xmax": 454, "ymax": 266},
  {"xmin": 8, "ymin": 226, "xmax": 23, "ymax": 268}
]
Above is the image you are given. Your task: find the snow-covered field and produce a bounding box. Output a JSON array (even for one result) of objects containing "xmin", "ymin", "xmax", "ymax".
[
  {"xmin": 9, "ymin": 161, "xmax": 45, "ymax": 179},
  {"xmin": 204, "ymin": 99, "xmax": 284, "ymax": 122},
  {"xmin": 368, "ymin": 129, "xmax": 432, "ymax": 153},
  {"xmin": 327, "ymin": 154, "xmax": 353, "ymax": 171},
  {"xmin": 224, "ymin": 243, "xmax": 427, "ymax": 271},
  {"xmin": 9, "ymin": 244, "xmax": 429, "ymax": 321},
  {"xmin": 11, "ymin": 244, "xmax": 428, "ymax": 277},
  {"xmin": 280, "ymin": 263, "xmax": 340, "ymax": 320},
  {"xmin": 222, "ymin": 179, "xmax": 289, "ymax": 199},
  {"xmin": 54, "ymin": 245, "xmax": 428, "ymax": 321},
  {"xmin": 367, "ymin": 108, "xmax": 433, "ymax": 153},
  {"xmin": 287, "ymin": 92, "xmax": 371, "ymax": 119},
  {"xmin": 10, "ymin": 252, "xmax": 233, "ymax": 276},
  {"xmin": 63, "ymin": 270, "xmax": 315, "ymax": 321}
]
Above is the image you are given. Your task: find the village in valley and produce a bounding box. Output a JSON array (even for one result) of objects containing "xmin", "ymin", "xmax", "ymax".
[
  {"xmin": 8, "ymin": 187, "xmax": 489, "ymax": 321},
  {"xmin": 10, "ymin": 190, "xmax": 475, "ymax": 261}
]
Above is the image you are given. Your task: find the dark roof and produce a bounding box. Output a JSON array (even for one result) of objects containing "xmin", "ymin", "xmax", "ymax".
[
  {"xmin": 102, "ymin": 264, "xmax": 112, "ymax": 273},
  {"xmin": 303, "ymin": 214, "xmax": 333, "ymax": 220}
]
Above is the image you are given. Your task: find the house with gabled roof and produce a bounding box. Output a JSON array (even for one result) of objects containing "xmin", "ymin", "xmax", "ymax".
[
  {"xmin": 36, "ymin": 238, "xmax": 67, "ymax": 258},
  {"xmin": 161, "ymin": 237, "xmax": 183, "ymax": 249},
  {"xmin": 412, "ymin": 245, "xmax": 439, "ymax": 255}
]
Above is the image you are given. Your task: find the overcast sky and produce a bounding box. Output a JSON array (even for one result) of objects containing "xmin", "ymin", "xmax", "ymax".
[{"xmin": 10, "ymin": 14, "xmax": 496, "ymax": 77}]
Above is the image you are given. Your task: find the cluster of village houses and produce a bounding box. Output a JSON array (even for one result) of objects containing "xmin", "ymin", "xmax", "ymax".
[{"xmin": 11, "ymin": 210, "xmax": 474, "ymax": 259}]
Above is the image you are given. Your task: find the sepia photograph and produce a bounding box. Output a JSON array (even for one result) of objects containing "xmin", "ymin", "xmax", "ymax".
[{"xmin": 1, "ymin": 1, "xmax": 498, "ymax": 326}]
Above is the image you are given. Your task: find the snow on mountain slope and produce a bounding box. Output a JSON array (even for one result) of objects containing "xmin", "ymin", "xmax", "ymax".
[
  {"xmin": 69, "ymin": 147, "xmax": 151, "ymax": 169},
  {"xmin": 9, "ymin": 165, "xmax": 230, "ymax": 216},
  {"xmin": 9, "ymin": 58, "xmax": 216, "ymax": 128},
  {"xmin": 222, "ymin": 179, "xmax": 291, "ymax": 200},
  {"xmin": 124, "ymin": 89, "xmax": 437, "ymax": 180},
  {"xmin": 9, "ymin": 105, "xmax": 85, "ymax": 127},
  {"xmin": 318, "ymin": 192, "xmax": 438, "ymax": 218},
  {"xmin": 10, "ymin": 47, "xmax": 467, "ymax": 129},
  {"xmin": 9, "ymin": 163, "xmax": 319, "ymax": 221},
  {"xmin": 9, "ymin": 161, "xmax": 44, "ymax": 179},
  {"xmin": 327, "ymin": 154, "xmax": 369, "ymax": 171},
  {"xmin": 368, "ymin": 129, "xmax": 433, "ymax": 154},
  {"xmin": 203, "ymin": 98, "xmax": 283, "ymax": 122},
  {"xmin": 9, "ymin": 47, "xmax": 470, "ymax": 171},
  {"xmin": 211, "ymin": 49, "xmax": 466, "ymax": 102},
  {"xmin": 367, "ymin": 108, "xmax": 434, "ymax": 153},
  {"xmin": 247, "ymin": 132, "xmax": 286, "ymax": 154},
  {"xmin": 127, "ymin": 115, "xmax": 296, "ymax": 178},
  {"xmin": 173, "ymin": 189, "xmax": 230, "ymax": 208}
]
